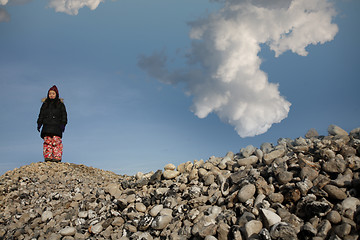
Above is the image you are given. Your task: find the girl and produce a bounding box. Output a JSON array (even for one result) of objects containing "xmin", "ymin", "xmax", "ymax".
[{"xmin": 37, "ymin": 85, "xmax": 68, "ymax": 162}]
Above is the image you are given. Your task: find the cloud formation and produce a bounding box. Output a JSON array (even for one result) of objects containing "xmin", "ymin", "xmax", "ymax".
[
  {"xmin": 1, "ymin": 0, "xmax": 103, "ymax": 16},
  {"xmin": 139, "ymin": 0, "xmax": 338, "ymax": 137},
  {"xmin": 48, "ymin": 0, "xmax": 104, "ymax": 15}
]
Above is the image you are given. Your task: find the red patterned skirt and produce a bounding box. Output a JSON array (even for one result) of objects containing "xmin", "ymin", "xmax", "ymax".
[{"xmin": 43, "ymin": 136, "xmax": 63, "ymax": 162}]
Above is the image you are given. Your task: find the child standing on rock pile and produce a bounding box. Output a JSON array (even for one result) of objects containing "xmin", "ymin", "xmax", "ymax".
[{"xmin": 37, "ymin": 85, "xmax": 68, "ymax": 162}]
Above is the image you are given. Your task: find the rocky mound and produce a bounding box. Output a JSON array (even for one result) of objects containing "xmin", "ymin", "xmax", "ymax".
[{"xmin": 0, "ymin": 125, "xmax": 360, "ymax": 240}]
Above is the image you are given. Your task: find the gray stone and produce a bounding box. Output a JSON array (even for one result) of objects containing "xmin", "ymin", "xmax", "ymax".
[
  {"xmin": 300, "ymin": 166, "xmax": 319, "ymax": 181},
  {"xmin": 261, "ymin": 209, "xmax": 281, "ymax": 228},
  {"xmin": 163, "ymin": 170, "xmax": 180, "ymax": 179},
  {"xmin": 135, "ymin": 202, "xmax": 147, "ymax": 212},
  {"xmin": 305, "ymin": 128, "xmax": 319, "ymax": 138},
  {"xmin": 89, "ymin": 223, "xmax": 103, "ymax": 234},
  {"xmin": 342, "ymin": 197, "xmax": 360, "ymax": 212},
  {"xmin": 277, "ymin": 171, "xmax": 293, "ymax": 184},
  {"xmin": 217, "ymin": 222, "xmax": 230, "ymax": 240},
  {"xmin": 301, "ymin": 222, "xmax": 317, "ymax": 237},
  {"xmin": 237, "ymin": 184, "xmax": 256, "ymax": 203},
  {"xmin": 41, "ymin": 211, "xmax": 53, "ymax": 222},
  {"xmin": 268, "ymin": 193, "xmax": 284, "ymax": 203},
  {"xmin": 317, "ymin": 220, "xmax": 332, "ymax": 238},
  {"xmin": 241, "ymin": 145, "xmax": 256, "ymax": 158},
  {"xmin": 263, "ymin": 149, "xmax": 286, "ymax": 164},
  {"xmin": 323, "ymin": 158, "xmax": 347, "ymax": 174},
  {"xmin": 78, "ymin": 211, "xmax": 87, "ymax": 219},
  {"xmin": 105, "ymin": 183, "xmax": 121, "ymax": 198},
  {"xmin": 334, "ymin": 223, "xmax": 352, "ymax": 238},
  {"xmin": 164, "ymin": 163, "xmax": 176, "ymax": 171},
  {"xmin": 350, "ymin": 127, "xmax": 360, "ymax": 139},
  {"xmin": 323, "ymin": 185, "xmax": 347, "ymax": 200},
  {"xmin": 59, "ymin": 227, "xmax": 76, "ymax": 236},
  {"xmin": 328, "ymin": 125, "xmax": 348, "ymax": 136},
  {"xmin": 327, "ymin": 211, "xmax": 342, "ymax": 224},
  {"xmin": 270, "ymin": 222, "xmax": 297, "ymax": 240},
  {"xmin": 151, "ymin": 215, "xmax": 172, "ymax": 230},
  {"xmin": 261, "ymin": 142, "xmax": 273, "ymax": 154},
  {"xmin": 346, "ymin": 155, "xmax": 360, "ymax": 171},
  {"xmin": 149, "ymin": 204, "xmax": 163, "ymax": 217},
  {"xmin": 237, "ymin": 156, "xmax": 258, "ymax": 166},
  {"xmin": 244, "ymin": 220, "xmax": 263, "ymax": 238}
]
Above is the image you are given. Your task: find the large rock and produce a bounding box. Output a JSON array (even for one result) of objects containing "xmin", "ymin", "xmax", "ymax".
[
  {"xmin": 263, "ymin": 149, "xmax": 286, "ymax": 164},
  {"xmin": 163, "ymin": 170, "xmax": 180, "ymax": 179},
  {"xmin": 328, "ymin": 124, "xmax": 348, "ymax": 136},
  {"xmin": 237, "ymin": 184, "xmax": 256, "ymax": 203}
]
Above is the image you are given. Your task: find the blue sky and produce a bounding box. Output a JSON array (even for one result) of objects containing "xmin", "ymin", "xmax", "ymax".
[{"xmin": 0, "ymin": 0, "xmax": 359, "ymax": 176}]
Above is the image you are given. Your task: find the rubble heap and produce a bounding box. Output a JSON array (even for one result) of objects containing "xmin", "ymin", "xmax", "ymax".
[{"xmin": 0, "ymin": 125, "xmax": 359, "ymax": 240}]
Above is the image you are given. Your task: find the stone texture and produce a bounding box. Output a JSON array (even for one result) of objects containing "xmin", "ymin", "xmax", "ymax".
[
  {"xmin": 0, "ymin": 124, "xmax": 359, "ymax": 240},
  {"xmin": 261, "ymin": 209, "xmax": 281, "ymax": 228},
  {"xmin": 59, "ymin": 227, "xmax": 76, "ymax": 236},
  {"xmin": 163, "ymin": 170, "xmax": 180, "ymax": 179},
  {"xmin": 328, "ymin": 124, "xmax": 348, "ymax": 136},
  {"xmin": 237, "ymin": 184, "xmax": 256, "ymax": 203}
]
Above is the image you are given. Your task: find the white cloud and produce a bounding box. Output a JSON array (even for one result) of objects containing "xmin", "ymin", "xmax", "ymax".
[
  {"xmin": 139, "ymin": 0, "xmax": 338, "ymax": 137},
  {"xmin": 47, "ymin": 0, "xmax": 104, "ymax": 15}
]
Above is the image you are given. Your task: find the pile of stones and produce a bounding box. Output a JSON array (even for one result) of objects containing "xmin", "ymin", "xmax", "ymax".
[{"xmin": 0, "ymin": 124, "xmax": 359, "ymax": 240}]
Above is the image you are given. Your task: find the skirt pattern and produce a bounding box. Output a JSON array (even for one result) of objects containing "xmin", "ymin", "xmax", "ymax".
[{"xmin": 43, "ymin": 136, "xmax": 63, "ymax": 161}]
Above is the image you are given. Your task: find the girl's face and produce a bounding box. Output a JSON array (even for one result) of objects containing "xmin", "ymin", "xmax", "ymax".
[{"xmin": 48, "ymin": 90, "xmax": 57, "ymax": 99}]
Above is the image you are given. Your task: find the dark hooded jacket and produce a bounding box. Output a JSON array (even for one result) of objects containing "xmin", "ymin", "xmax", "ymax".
[{"xmin": 37, "ymin": 98, "xmax": 67, "ymax": 139}]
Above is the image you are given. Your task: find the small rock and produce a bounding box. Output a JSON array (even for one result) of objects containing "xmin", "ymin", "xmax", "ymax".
[
  {"xmin": 59, "ymin": 227, "xmax": 76, "ymax": 236},
  {"xmin": 189, "ymin": 169, "xmax": 199, "ymax": 181},
  {"xmin": 89, "ymin": 223, "xmax": 103, "ymax": 234},
  {"xmin": 263, "ymin": 149, "xmax": 286, "ymax": 164},
  {"xmin": 135, "ymin": 202, "xmax": 147, "ymax": 212},
  {"xmin": 300, "ymin": 222, "xmax": 317, "ymax": 237},
  {"xmin": 237, "ymin": 156, "xmax": 258, "ymax": 166},
  {"xmin": 322, "ymin": 158, "xmax": 347, "ymax": 174},
  {"xmin": 327, "ymin": 211, "xmax": 342, "ymax": 224},
  {"xmin": 300, "ymin": 167, "xmax": 319, "ymax": 181},
  {"xmin": 78, "ymin": 211, "xmax": 88, "ymax": 219},
  {"xmin": 105, "ymin": 183, "xmax": 121, "ymax": 198},
  {"xmin": 277, "ymin": 171, "xmax": 293, "ymax": 184},
  {"xmin": 244, "ymin": 220, "xmax": 263, "ymax": 238},
  {"xmin": 323, "ymin": 185, "xmax": 347, "ymax": 200},
  {"xmin": 317, "ymin": 220, "xmax": 332, "ymax": 238},
  {"xmin": 305, "ymin": 128, "xmax": 319, "ymax": 138},
  {"xmin": 334, "ymin": 223, "xmax": 352, "ymax": 238},
  {"xmin": 241, "ymin": 145, "xmax": 256, "ymax": 158},
  {"xmin": 217, "ymin": 222, "xmax": 230, "ymax": 240},
  {"xmin": 164, "ymin": 163, "xmax": 176, "ymax": 171},
  {"xmin": 350, "ymin": 127, "xmax": 360, "ymax": 139},
  {"xmin": 261, "ymin": 209, "xmax": 281, "ymax": 228},
  {"xmin": 268, "ymin": 193, "xmax": 284, "ymax": 203},
  {"xmin": 163, "ymin": 170, "xmax": 180, "ymax": 179},
  {"xmin": 149, "ymin": 205, "xmax": 163, "ymax": 217},
  {"xmin": 261, "ymin": 142, "xmax": 273, "ymax": 154},
  {"xmin": 270, "ymin": 222, "xmax": 297, "ymax": 239},
  {"xmin": 41, "ymin": 211, "xmax": 53, "ymax": 222},
  {"xmin": 342, "ymin": 197, "xmax": 360, "ymax": 212},
  {"xmin": 151, "ymin": 215, "xmax": 172, "ymax": 230},
  {"xmin": 237, "ymin": 184, "xmax": 256, "ymax": 203}
]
